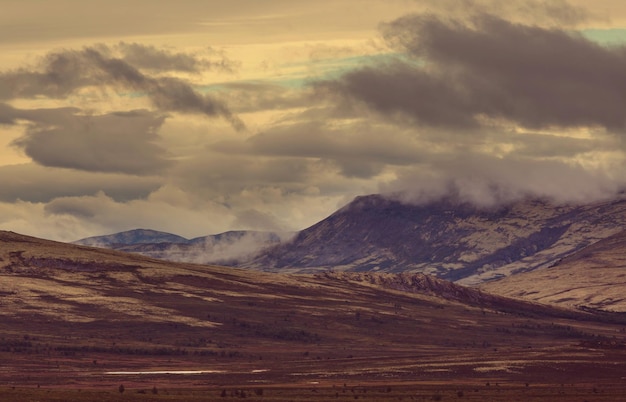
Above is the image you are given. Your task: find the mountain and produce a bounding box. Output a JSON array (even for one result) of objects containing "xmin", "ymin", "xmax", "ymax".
[
  {"xmin": 3, "ymin": 229, "xmax": 626, "ymax": 396},
  {"xmin": 75, "ymin": 228, "xmax": 188, "ymax": 247},
  {"xmin": 243, "ymin": 194, "xmax": 626, "ymax": 285},
  {"xmin": 482, "ymin": 229, "xmax": 626, "ymax": 312},
  {"xmin": 75, "ymin": 229, "xmax": 291, "ymax": 265}
]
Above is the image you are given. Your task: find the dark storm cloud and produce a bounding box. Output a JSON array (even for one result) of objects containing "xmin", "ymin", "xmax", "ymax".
[
  {"xmin": 507, "ymin": 131, "xmax": 611, "ymax": 158},
  {"xmin": 0, "ymin": 45, "xmax": 244, "ymax": 130},
  {"xmin": 44, "ymin": 195, "xmax": 105, "ymax": 218},
  {"xmin": 323, "ymin": 11, "xmax": 626, "ymax": 132},
  {"xmin": 9, "ymin": 107, "xmax": 171, "ymax": 175},
  {"xmin": 0, "ymin": 164, "xmax": 162, "ymax": 203},
  {"xmin": 0, "ymin": 102, "xmax": 19, "ymax": 124},
  {"xmin": 177, "ymin": 153, "xmax": 312, "ymax": 190},
  {"xmin": 321, "ymin": 60, "xmax": 479, "ymax": 128},
  {"xmin": 212, "ymin": 120, "xmax": 424, "ymax": 178}
]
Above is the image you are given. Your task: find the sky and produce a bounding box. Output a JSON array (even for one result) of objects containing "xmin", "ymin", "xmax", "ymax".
[{"xmin": 2, "ymin": 0, "xmax": 626, "ymax": 242}]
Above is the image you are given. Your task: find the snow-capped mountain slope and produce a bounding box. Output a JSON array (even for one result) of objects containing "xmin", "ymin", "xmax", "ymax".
[{"xmin": 244, "ymin": 194, "xmax": 626, "ymax": 284}]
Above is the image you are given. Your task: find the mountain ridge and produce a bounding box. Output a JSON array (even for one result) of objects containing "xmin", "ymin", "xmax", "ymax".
[
  {"xmin": 73, "ymin": 194, "xmax": 626, "ymax": 286},
  {"xmin": 74, "ymin": 228, "xmax": 293, "ymax": 265},
  {"xmin": 243, "ymin": 194, "xmax": 626, "ymax": 285}
]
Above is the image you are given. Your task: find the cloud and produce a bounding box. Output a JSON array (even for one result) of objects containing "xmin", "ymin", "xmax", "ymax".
[
  {"xmin": 320, "ymin": 10, "xmax": 626, "ymax": 133},
  {"xmin": 215, "ymin": 81, "xmax": 314, "ymax": 114},
  {"xmin": 319, "ymin": 60, "xmax": 480, "ymax": 129},
  {"xmin": 41, "ymin": 190, "xmax": 234, "ymax": 239},
  {"xmin": 0, "ymin": 163, "xmax": 163, "ymax": 203},
  {"xmin": 506, "ymin": 131, "xmax": 616, "ymax": 158},
  {"xmin": 116, "ymin": 42, "xmax": 238, "ymax": 73},
  {"xmin": 174, "ymin": 152, "xmax": 314, "ymax": 196},
  {"xmin": 416, "ymin": 0, "xmax": 589, "ymax": 27},
  {"xmin": 154, "ymin": 230, "xmax": 295, "ymax": 266},
  {"xmin": 0, "ymin": 45, "xmax": 244, "ymax": 130},
  {"xmin": 8, "ymin": 107, "xmax": 171, "ymax": 175},
  {"xmin": 303, "ymin": 2, "xmax": 626, "ymax": 206},
  {"xmin": 169, "ymin": 148, "xmax": 373, "ymax": 230},
  {"xmin": 213, "ymin": 119, "xmax": 425, "ymax": 178},
  {"xmin": 44, "ymin": 191, "xmax": 111, "ymax": 219},
  {"xmin": 231, "ymin": 208, "xmax": 290, "ymax": 232},
  {"xmin": 383, "ymin": 155, "xmax": 626, "ymax": 207}
]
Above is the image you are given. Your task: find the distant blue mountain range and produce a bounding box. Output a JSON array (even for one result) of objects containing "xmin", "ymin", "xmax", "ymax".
[{"xmin": 74, "ymin": 229, "xmax": 293, "ymax": 265}]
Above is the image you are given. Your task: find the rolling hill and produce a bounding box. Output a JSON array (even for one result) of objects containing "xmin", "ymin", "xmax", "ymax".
[{"xmin": 2, "ymin": 229, "xmax": 626, "ymax": 399}]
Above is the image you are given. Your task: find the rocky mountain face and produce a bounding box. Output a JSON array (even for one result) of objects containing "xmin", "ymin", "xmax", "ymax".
[
  {"xmin": 243, "ymin": 194, "xmax": 626, "ymax": 285},
  {"xmin": 74, "ymin": 229, "xmax": 291, "ymax": 265}
]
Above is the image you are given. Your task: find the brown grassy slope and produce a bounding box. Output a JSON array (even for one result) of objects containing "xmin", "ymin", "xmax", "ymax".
[
  {"xmin": 1, "ymin": 230, "xmax": 626, "ymax": 390},
  {"xmin": 482, "ymin": 230, "xmax": 626, "ymax": 312}
]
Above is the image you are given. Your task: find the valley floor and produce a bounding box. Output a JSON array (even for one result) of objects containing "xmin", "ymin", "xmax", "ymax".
[
  {"xmin": 2, "ymin": 346, "xmax": 626, "ymax": 401},
  {"xmin": 2, "ymin": 381, "xmax": 626, "ymax": 401}
]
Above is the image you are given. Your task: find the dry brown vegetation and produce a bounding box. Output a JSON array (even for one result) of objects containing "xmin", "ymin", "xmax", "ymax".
[
  {"xmin": 483, "ymin": 229, "xmax": 626, "ymax": 312},
  {"xmin": 2, "ymin": 230, "xmax": 626, "ymax": 401}
]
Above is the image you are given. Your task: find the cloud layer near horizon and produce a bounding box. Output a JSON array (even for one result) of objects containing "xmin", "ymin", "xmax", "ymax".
[{"xmin": 1, "ymin": 0, "xmax": 626, "ymax": 241}]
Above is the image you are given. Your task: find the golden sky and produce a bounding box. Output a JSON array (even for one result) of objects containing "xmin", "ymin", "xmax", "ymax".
[{"xmin": 2, "ymin": 0, "xmax": 626, "ymax": 241}]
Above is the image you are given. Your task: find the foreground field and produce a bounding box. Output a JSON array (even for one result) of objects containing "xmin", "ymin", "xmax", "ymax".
[
  {"xmin": 2, "ymin": 231, "xmax": 626, "ymax": 400},
  {"xmin": 3, "ymin": 381, "xmax": 626, "ymax": 402}
]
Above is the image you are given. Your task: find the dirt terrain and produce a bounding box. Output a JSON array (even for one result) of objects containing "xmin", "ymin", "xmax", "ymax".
[{"xmin": 2, "ymin": 230, "xmax": 626, "ymax": 400}]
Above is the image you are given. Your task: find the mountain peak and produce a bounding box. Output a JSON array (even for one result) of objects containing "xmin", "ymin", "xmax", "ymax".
[{"xmin": 245, "ymin": 194, "xmax": 626, "ymax": 284}]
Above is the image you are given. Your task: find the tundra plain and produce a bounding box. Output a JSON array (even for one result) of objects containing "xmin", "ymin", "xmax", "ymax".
[{"xmin": 2, "ymin": 231, "xmax": 626, "ymax": 401}]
